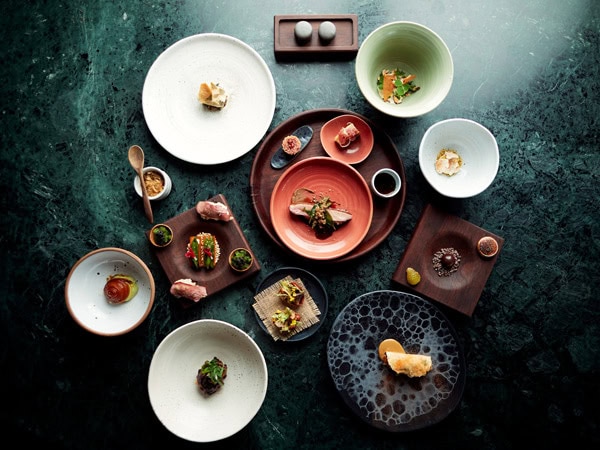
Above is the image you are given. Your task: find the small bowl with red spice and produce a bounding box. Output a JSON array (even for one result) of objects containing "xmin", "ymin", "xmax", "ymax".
[{"xmin": 134, "ymin": 166, "xmax": 172, "ymax": 201}]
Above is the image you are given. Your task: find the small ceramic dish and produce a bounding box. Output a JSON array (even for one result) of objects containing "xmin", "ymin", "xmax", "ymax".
[
  {"xmin": 134, "ymin": 166, "xmax": 172, "ymax": 201},
  {"xmin": 370, "ymin": 168, "xmax": 402, "ymax": 199},
  {"xmin": 419, "ymin": 118, "xmax": 499, "ymax": 198},
  {"xmin": 320, "ymin": 114, "xmax": 374, "ymax": 164},
  {"xmin": 228, "ymin": 248, "xmax": 254, "ymax": 272},
  {"xmin": 148, "ymin": 319, "xmax": 268, "ymax": 442},
  {"xmin": 65, "ymin": 247, "xmax": 155, "ymax": 336},
  {"xmin": 149, "ymin": 223, "xmax": 174, "ymax": 248}
]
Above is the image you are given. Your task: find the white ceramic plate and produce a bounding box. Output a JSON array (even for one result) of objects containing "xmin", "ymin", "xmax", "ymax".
[
  {"xmin": 142, "ymin": 34, "xmax": 276, "ymax": 165},
  {"xmin": 65, "ymin": 248, "xmax": 155, "ymax": 336},
  {"xmin": 148, "ymin": 320, "xmax": 268, "ymax": 442}
]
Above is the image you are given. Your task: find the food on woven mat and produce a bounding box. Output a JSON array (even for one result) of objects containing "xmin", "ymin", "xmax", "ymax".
[
  {"xmin": 196, "ymin": 200, "xmax": 233, "ymax": 222},
  {"xmin": 272, "ymin": 306, "xmax": 301, "ymax": 333},
  {"xmin": 277, "ymin": 279, "xmax": 305, "ymax": 306},
  {"xmin": 169, "ymin": 279, "xmax": 207, "ymax": 302},
  {"xmin": 281, "ymin": 135, "xmax": 302, "ymax": 155},
  {"xmin": 197, "ymin": 357, "xmax": 227, "ymax": 395},
  {"xmin": 334, "ymin": 122, "xmax": 360, "ymax": 148},
  {"xmin": 289, "ymin": 187, "xmax": 352, "ymax": 235},
  {"xmin": 103, "ymin": 274, "xmax": 138, "ymax": 304},
  {"xmin": 377, "ymin": 69, "xmax": 420, "ymax": 104},
  {"xmin": 197, "ymin": 82, "xmax": 227, "ymax": 110},
  {"xmin": 185, "ymin": 233, "xmax": 220, "ymax": 270}
]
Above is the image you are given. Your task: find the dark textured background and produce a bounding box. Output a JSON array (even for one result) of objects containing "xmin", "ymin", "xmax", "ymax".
[{"xmin": 1, "ymin": 1, "xmax": 598, "ymax": 449}]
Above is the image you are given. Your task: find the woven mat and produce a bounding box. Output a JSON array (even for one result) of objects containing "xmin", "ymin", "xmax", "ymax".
[{"xmin": 253, "ymin": 276, "xmax": 321, "ymax": 341}]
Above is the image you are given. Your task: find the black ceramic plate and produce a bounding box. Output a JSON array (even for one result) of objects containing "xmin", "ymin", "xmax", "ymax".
[
  {"xmin": 254, "ymin": 267, "xmax": 328, "ymax": 342},
  {"xmin": 327, "ymin": 290, "xmax": 466, "ymax": 432}
]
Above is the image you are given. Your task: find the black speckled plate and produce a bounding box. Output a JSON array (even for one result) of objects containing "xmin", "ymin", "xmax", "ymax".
[
  {"xmin": 254, "ymin": 267, "xmax": 328, "ymax": 342},
  {"xmin": 327, "ymin": 290, "xmax": 466, "ymax": 432}
]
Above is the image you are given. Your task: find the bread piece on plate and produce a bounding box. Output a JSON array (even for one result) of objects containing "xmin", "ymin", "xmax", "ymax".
[{"xmin": 385, "ymin": 351, "xmax": 432, "ymax": 378}]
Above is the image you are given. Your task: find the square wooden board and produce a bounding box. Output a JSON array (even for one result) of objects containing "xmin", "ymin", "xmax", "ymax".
[
  {"xmin": 392, "ymin": 203, "xmax": 504, "ymax": 316},
  {"xmin": 147, "ymin": 194, "xmax": 260, "ymax": 302}
]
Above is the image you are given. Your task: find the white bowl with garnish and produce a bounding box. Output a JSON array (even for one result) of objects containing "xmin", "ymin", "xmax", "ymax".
[
  {"xmin": 419, "ymin": 118, "xmax": 499, "ymax": 198},
  {"xmin": 355, "ymin": 21, "xmax": 453, "ymax": 118},
  {"xmin": 64, "ymin": 248, "xmax": 155, "ymax": 336},
  {"xmin": 148, "ymin": 320, "xmax": 268, "ymax": 442}
]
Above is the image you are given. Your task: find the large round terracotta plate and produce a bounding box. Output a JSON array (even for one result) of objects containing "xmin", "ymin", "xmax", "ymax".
[
  {"xmin": 250, "ymin": 109, "xmax": 406, "ymax": 263},
  {"xmin": 327, "ymin": 290, "xmax": 466, "ymax": 432},
  {"xmin": 270, "ymin": 157, "xmax": 373, "ymax": 260}
]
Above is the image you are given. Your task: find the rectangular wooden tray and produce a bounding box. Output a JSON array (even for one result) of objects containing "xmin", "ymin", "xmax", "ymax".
[
  {"xmin": 147, "ymin": 194, "xmax": 260, "ymax": 306},
  {"xmin": 274, "ymin": 14, "xmax": 358, "ymax": 61},
  {"xmin": 391, "ymin": 204, "xmax": 504, "ymax": 317}
]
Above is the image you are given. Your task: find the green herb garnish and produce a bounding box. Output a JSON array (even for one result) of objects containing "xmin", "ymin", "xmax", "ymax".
[{"xmin": 200, "ymin": 357, "xmax": 226, "ymax": 385}]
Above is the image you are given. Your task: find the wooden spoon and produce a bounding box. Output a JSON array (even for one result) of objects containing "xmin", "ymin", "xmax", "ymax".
[{"xmin": 128, "ymin": 145, "xmax": 153, "ymax": 223}]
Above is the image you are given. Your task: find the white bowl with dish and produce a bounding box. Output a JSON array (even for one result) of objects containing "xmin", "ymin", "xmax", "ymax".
[
  {"xmin": 419, "ymin": 118, "xmax": 499, "ymax": 198},
  {"xmin": 65, "ymin": 248, "xmax": 155, "ymax": 336},
  {"xmin": 148, "ymin": 319, "xmax": 268, "ymax": 442},
  {"xmin": 355, "ymin": 21, "xmax": 453, "ymax": 118}
]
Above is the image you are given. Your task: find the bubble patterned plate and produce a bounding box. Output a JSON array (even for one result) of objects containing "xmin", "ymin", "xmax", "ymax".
[{"xmin": 327, "ymin": 290, "xmax": 466, "ymax": 432}]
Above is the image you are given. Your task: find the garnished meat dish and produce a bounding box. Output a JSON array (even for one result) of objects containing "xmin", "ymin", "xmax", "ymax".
[
  {"xmin": 185, "ymin": 233, "xmax": 220, "ymax": 270},
  {"xmin": 289, "ymin": 187, "xmax": 352, "ymax": 236},
  {"xmin": 197, "ymin": 357, "xmax": 227, "ymax": 395},
  {"xmin": 334, "ymin": 122, "xmax": 360, "ymax": 148}
]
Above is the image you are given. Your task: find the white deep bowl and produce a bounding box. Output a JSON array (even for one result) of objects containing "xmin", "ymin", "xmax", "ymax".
[
  {"xmin": 419, "ymin": 118, "xmax": 499, "ymax": 198},
  {"xmin": 148, "ymin": 319, "xmax": 268, "ymax": 443},
  {"xmin": 65, "ymin": 248, "xmax": 155, "ymax": 336},
  {"xmin": 356, "ymin": 21, "xmax": 453, "ymax": 118}
]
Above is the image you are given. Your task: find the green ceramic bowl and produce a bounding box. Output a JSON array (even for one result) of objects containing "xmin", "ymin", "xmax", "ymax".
[{"xmin": 356, "ymin": 21, "xmax": 453, "ymax": 118}]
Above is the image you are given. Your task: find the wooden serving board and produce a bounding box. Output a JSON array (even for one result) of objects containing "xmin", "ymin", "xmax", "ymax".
[
  {"xmin": 147, "ymin": 194, "xmax": 260, "ymax": 304},
  {"xmin": 274, "ymin": 14, "xmax": 358, "ymax": 61},
  {"xmin": 249, "ymin": 108, "xmax": 407, "ymax": 263},
  {"xmin": 391, "ymin": 204, "xmax": 504, "ymax": 316}
]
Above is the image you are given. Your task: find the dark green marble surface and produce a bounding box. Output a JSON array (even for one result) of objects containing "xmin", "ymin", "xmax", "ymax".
[{"xmin": 1, "ymin": 1, "xmax": 599, "ymax": 449}]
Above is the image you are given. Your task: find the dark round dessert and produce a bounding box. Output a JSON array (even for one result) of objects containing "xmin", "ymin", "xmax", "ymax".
[
  {"xmin": 477, "ymin": 236, "xmax": 499, "ymax": 258},
  {"xmin": 441, "ymin": 253, "xmax": 456, "ymax": 268}
]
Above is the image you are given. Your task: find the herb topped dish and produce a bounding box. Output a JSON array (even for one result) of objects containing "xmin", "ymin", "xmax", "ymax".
[{"xmin": 228, "ymin": 248, "xmax": 253, "ymax": 272}]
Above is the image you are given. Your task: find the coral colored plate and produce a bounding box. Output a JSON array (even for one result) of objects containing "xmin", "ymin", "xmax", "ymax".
[
  {"xmin": 270, "ymin": 157, "xmax": 373, "ymax": 260},
  {"xmin": 320, "ymin": 114, "xmax": 374, "ymax": 164}
]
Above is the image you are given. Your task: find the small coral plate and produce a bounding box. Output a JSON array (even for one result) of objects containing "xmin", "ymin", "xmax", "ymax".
[{"xmin": 320, "ymin": 114, "xmax": 374, "ymax": 164}]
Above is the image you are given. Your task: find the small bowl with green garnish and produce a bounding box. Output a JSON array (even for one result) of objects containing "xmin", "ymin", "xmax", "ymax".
[
  {"xmin": 355, "ymin": 21, "xmax": 453, "ymax": 118},
  {"xmin": 228, "ymin": 248, "xmax": 254, "ymax": 272},
  {"xmin": 149, "ymin": 223, "xmax": 174, "ymax": 248}
]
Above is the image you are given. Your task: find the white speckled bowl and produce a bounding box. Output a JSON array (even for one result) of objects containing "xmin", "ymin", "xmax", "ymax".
[
  {"xmin": 419, "ymin": 118, "xmax": 499, "ymax": 198},
  {"xmin": 148, "ymin": 320, "xmax": 268, "ymax": 443},
  {"xmin": 65, "ymin": 248, "xmax": 155, "ymax": 336},
  {"xmin": 355, "ymin": 21, "xmax": 453, "ymax": 118}
]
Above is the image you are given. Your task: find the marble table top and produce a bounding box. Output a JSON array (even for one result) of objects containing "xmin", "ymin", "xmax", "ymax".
[{"xmin": 1, "ymin": 0, "xmax": 598, "ymax": 449}]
